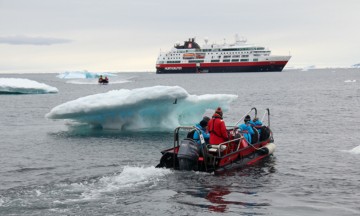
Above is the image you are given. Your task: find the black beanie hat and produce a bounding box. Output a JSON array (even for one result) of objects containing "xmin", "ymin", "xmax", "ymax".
[
  {"xmin": 202, "ymin": 116, "xmax": 210, "ymax": 122},
  {"xmin": 200, "ymin": 119, "xmax": 208, "ymax": 128}
]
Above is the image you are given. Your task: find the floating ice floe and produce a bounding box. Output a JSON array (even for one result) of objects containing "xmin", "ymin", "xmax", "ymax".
[
  {"xmin": 0, "ymin": 78, "xmax": 58, "ymax": 94},
  {"xmin": 301, "ymin": 65, "xmax": 316, "ymax": 71},
  {"xmin": 46, "ymin": 85, "xmax": 238, "ymax": 130},
  {"xmin": 345, "ymin": 145, "xmax": 360, "ymax": 154},
  {"xmin": 344, "ymin": 80, "xmax": 356, "ymax": 83},
  {"xmin": 351, "ymin": 63, "xmax": 360, "ymax": 68},
  {"xmin": 57, "ymin": 70, "xmax": 117, "ymax": 79}
]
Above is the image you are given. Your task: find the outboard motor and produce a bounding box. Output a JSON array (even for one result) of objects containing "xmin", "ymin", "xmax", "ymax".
[{"xmin": 177, "ymin": 139, "xmax": 200, "ymax": 171}]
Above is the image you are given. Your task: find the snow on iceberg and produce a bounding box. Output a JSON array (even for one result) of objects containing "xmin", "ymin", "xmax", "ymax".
[
  {"xmin": 45, "ymin": 85, "xmax": 238, "ymax": 130},
  {"xmin": 57, "ymin": 70, "xmax": 117, "ymax": 79},
  {"xmin": 0, "ymin": 78, "xmax": 58, "ymax": 94}
]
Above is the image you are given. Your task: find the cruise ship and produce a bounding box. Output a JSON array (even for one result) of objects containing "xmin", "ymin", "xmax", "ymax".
[{"xmin": 156, "ymin": 36, "xmax": 291, "ymax": 74}]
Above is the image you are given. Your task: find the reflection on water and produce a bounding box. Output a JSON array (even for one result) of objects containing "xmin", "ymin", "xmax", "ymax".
[
  {"xmin": 177, "ymin": 157, "xmax": 276, "ymax": 213},
  {"xmin": 205, "ymin": 185, "xmax": 270, "ymax": 213},
  {"xmin": 206, "ymin": 159, "xmax": 276, "ymax": 212}
]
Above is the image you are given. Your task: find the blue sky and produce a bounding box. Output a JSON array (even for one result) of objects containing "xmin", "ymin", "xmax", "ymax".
[{"xmin": 1, "ymin": 0, "xmax": 359, "ymax": 73}]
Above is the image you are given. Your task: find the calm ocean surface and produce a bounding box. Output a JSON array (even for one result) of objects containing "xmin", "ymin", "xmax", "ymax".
[{"xmin": 0, "ymin": 69, "xmax": 359, "ymax": 215}]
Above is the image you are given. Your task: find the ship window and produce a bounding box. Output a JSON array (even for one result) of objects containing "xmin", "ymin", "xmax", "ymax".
[
  {"xmin": 222, "ymin": 48, "xmax": 238, "ymax": 51},
  {"xmin": 232, "ymin": 59, "xmax": 239, "ymax": 62},
  {"xmin": 240, "ymin": 59, "xmax": 248, "ymax": 62},
  {"xmin": 241, "ymin": 55, "xmax": 249, "ymax": 57},
  {"xmin": 223, "ymin": 59, "xmax": 231, "ymax": 62},
  {"xmin": 253, "ymin": 59, "xmax": 258, "ymax": 62},
  {"xmin": 211, "ymin": 60, "xmax": 220, "ymax": 62},
  {"xmin": 189, "ymin": 60, "xmax": 204, "ymax": 63}
]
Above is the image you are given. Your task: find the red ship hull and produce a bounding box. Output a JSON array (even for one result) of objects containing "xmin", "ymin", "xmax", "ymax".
[{"xmin": 156, "ymin": 61, "xmax": 288, "ymax": 74}]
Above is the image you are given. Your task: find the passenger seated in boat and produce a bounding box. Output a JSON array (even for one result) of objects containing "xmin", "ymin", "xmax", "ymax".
[
  {"xmin": 249, "ymin": 117, "xmax": 262, "ymax": 142},
  {"xmin": 238, "ymin": 115, "xmax": 254, "ymax": 144},
  {"xmin": 250, "ymin": 117, "xmax": 262, "ymax": 127},
  {"xmin": 98, "ymin": 75, "xmax": 104, "ymax": 83},
  {"xmin": 192, "ymin": 116, "xmax": 210, "ymax": 146},
  {"xmin": 208, "ymin": 107, "xmax": 229, "ymax": 145}
]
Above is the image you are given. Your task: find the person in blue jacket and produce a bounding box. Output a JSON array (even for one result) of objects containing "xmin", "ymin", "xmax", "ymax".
[
  {"xmin": 249, "ymin": 117, "xmax": 263, "ymax": 135},
  {"xmin": 250, "ymin": 117, "xmax": 262, "ymax": 127},
  {"xmin": 193, "ymin": 116, "xmax": 210, "ymax": 146},
  {"xmin": 238, "ymin": 115, "xmax": 255, "ymax": 144}
]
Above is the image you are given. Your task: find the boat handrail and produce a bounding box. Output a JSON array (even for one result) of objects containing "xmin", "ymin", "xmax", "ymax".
[
  {"xmin": 214, "ymin": 137, "xmax": 243, "ymax": 157},
  {"xmin": 260, "ymin": 108, "xmax": 271, "ymax": 129},
  {"xmin": 173, "ymin": 126, "xmax": 194, "ymax": 147},
  {"xmin": 173, "ymin": 126, "xmax": 209, "ymax": 170},
  {"xmin": 233, "ymin": 107, "xmax": 257, "ymax": 127}
]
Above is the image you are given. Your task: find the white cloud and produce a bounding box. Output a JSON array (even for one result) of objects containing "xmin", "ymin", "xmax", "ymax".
[
  {"xmin": 0, "ymin": 0, "xmax": 360, "ymax": 72},
  {"xmin": 0, "ymin": 35, "xmax": 72, "ymax": 46}
]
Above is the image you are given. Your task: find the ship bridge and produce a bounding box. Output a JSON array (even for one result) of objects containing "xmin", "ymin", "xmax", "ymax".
[{"xmin": 174, "ymin": 38, "xmax": 200, "ymax": 50}]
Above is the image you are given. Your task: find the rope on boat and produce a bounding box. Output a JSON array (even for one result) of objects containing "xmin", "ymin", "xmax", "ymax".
[{"xmin": 247, "ymin": 142, "xmax": 262, "ymax": 151}]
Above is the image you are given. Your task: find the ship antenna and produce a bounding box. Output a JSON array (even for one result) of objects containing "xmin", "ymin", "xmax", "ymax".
[
  {"xmin": 235, "ymin": 34, "xmax": 240, "ymax": 43},
  {"xmin": 204, "ymin": 37, "xmax": 208, "ymax": 45}
]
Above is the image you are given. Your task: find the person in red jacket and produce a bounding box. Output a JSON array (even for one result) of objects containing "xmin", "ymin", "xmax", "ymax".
[{"xmin": 208, "ymin": 107, "xmax": 229, "ymax": 145}]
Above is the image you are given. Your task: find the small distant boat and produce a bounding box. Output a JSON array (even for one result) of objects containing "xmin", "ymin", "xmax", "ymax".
[
  {"xmin": 98, "ymin": 76, "xmax": 109, "ymax": 84},
  {"xmin": 156, "ymin": 108, "xmax": 276, "ymax": 175}
]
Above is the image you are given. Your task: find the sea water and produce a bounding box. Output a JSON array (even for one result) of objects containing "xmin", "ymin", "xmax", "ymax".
[{"xmin": 0, "ymin": 69, "xmax": 359, "ymax": 215}]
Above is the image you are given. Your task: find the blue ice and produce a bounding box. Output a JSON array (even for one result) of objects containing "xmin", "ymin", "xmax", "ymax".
[
  {"xmin": 57, "ymin": 70, "xmax": 117, "ymax": 79},
  {"xmin": 46, "ymin": 85, "xmax": 238, "ymax": 130}
]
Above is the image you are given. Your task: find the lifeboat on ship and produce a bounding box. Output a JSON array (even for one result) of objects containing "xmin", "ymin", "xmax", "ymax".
[{"xmin": 156, "ymin": 108, "xmax": 275, "ymax": 175}]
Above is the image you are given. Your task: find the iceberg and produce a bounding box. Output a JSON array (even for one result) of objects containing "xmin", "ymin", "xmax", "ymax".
[
  {"xmin": 0, "ymin": 78, "xmax": 58, "ymax": 94},
  {"xmin": 351, "ymin": 63, "xmax": 360, "ymax": 68},
  {"xmin": 57, "ymin": 70, "xmax": 128, "ymax": 85},
  {"xmin": 57, "ymin": 70, "xmax": 117, "ymax": 79},
  {"xmin": 46, "ymin": 85, "xmax": 238, "ymax": 130},
  {"xmin": 301, "ymin": 65, "xmax": 316, "ymax": 71}
]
